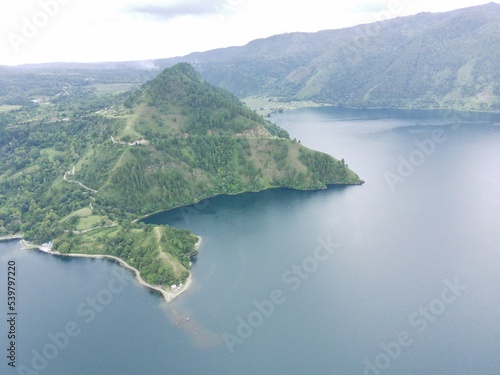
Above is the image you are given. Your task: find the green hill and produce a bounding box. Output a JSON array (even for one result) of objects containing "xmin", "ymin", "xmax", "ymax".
[
  {"xmin": 77, "ymin": 63, "xmax": 361, "ymax": 216},
  {"xmin": 0, "ymin": 63, "xmax": 362, "ymax": 289}
]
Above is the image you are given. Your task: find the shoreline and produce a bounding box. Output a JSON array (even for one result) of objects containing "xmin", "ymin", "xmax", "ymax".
[
  {"xmin": 20, "ymin": 239, "xmax": 39, "ymax": 249},
  {"xmin": 136, "ymin": 182, "xmax": 363, "ymax": 223},
  {"xmin": 0, "ymin": 235, "xmax": 23, "ymax": 242},
  {"xmin": 195, "ymin": 235, "xmax": 202, "ymax": 251},
  {"xmin": 51, "ymin": 252, "xmax": 191, "ymax": 302},
  {"xmin": 247, "ymin": 97, "xmax": 500, "ymax": 115},
  {"xmin": 14, "ymin": 235, "xmax": 203, "ymax": 303}
]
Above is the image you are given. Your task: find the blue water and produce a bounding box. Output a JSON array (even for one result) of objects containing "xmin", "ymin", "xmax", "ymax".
[{"xmin": 1, "ymin": 108, "xmax": 500, "ymax": 374}]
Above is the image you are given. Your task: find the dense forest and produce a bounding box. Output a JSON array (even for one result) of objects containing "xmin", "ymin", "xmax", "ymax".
[
  {"xmin": 153, "ymin": 3, "xmax": 500, "ymax": 111},
  {"xmin": 3, "ymin": 5, "xmax": 498, "ymax": 114},
  {"xmin": 0, "ymin": 63, "xmax": 361, "ymax": 289}
]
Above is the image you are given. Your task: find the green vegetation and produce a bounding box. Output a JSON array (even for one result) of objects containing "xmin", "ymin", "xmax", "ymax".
[
  {"xmin": 155, "ymin": 4, "xmax": 500, "ymax": 112},
  {"xmin": 55, "ymin": 225, "xmax": 195, "ymax": 286},
  {"xmin": 0, "ymin": 66, "xmax": 153, "ymax": 107},
  {"xmin": 0, "ymin": 63, "xmax": 362, "ymax": 290},
  {"xmin": 0, "ymin": 105, "xmax": 22, "ymax": 113},
  {"xmin": 3, "ymin": 5, "xmax": 498, "ymax": 116},
  {"xmin": 1, "ymin": 4, "xmax": 497, "ymax": 292},
  {"xmin": 92, "ymin": 83, "xmax": 140, "ymax": 95},
  {"xmin": 242, "ymin": 96, "xmax": 322, "ymax": 117}
]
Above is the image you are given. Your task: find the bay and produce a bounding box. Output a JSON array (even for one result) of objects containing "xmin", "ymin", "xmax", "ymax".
[{"xmin": 1, "ymin": 107, "xmax": 499, "ymax": 374}]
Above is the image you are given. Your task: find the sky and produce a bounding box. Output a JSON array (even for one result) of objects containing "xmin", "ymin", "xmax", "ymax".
[{"xmin": 0, "ymin": 0, "xmax": 497, "ymax": 66}]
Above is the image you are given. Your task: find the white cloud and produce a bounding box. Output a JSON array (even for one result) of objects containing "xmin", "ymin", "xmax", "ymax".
[
  {"xmin": 0, "ymin": 0, "xmax": 497, "ymax": 65},
  {"xmin": 127, "ymin": 0, "xmax": 238, "ymax": 20}
]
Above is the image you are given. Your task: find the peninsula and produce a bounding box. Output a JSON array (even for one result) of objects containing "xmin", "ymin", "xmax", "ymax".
[{"xmin": 0, "ymin": 63, "xmax": 362, "ymax": 300}]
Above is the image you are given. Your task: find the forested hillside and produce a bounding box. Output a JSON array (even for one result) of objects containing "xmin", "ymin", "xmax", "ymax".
[
  {"xmin": 155, "ymin": 3, "xmax": 500, "ymax": 111},
  {"xmin": 75, "ymin": 64, "xmax": 361, "ymax": 215},
  {"xmin": 0, "ymin": 63, "xmax": 361, "ymax": 289}
]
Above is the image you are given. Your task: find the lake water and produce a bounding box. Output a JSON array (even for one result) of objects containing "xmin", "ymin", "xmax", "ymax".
[{"xmin": 1, "ymin": 107, "xmax": 500, "ymax": 374}]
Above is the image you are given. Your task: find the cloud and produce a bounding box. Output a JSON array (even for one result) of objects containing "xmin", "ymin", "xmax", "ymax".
[
  {"xmin": 130, "ymin": 0, "xmax": 234, "ymax": 20},
  {"xmin": 343, "ymin": 1, "xmax": 396, "ymax": 13}
]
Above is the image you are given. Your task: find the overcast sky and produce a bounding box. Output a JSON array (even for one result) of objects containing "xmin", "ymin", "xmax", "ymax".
[{"xmin": 0, "ymin": 0, "xmax": 496, "ymax": 66}]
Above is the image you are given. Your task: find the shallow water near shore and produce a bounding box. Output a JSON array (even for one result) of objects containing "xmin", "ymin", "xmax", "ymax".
[{"xmin": 2, "ymin": 107, "xmax": 500, "ymax": 374}]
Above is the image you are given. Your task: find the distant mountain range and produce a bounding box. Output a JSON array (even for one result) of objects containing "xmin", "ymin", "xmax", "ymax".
[
  {"xmin": 2, "ymin": 3, "xmax": 499, "ymax": 111},
  {"xmin": 154, "ymin": 3, "xmax": 499, "ymax": 111}
]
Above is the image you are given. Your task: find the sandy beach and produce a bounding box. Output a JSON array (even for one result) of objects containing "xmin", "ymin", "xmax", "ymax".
[
  {"xmin": 195, "ymin": 235, "xmax": 202, "ymax": 251},
  {"xmin": 53, "ymin": 251, "xmax": 193, "ymax": 302},
  {"xmin": 0, "ymin": 235, "xmax": 23, "ymax": 242},
  {"xmin": 20, "ymin": 239, "xmax": 39, "ymax": 249},
  {"xmin": 13, "ymin": 235, "xmax": 203, "ymax": 303}
]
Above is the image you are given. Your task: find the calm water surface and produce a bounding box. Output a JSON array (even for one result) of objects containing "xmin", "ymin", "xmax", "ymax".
[{"xmin": 1, "ymin": 108, "xmax": 499, "ymax": 374}]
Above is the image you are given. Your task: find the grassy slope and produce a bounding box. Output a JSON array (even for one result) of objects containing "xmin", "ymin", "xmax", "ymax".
[
  {"xmin": 59, "ymin": 225, "xmax": 194, "ymax": 286},
  {"xmin": 1, "ymin": 63, "xmax": 362, "ymax": 290},
  {"xmin": 164, "ymin": 4, "xmax": 500, "ymax": 112}
]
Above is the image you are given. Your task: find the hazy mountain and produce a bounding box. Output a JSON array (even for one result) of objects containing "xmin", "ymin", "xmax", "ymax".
[
  {"xmin": 155, "ymin": 3, "xmax": 500, "ymax": 111},
  {"xmin": 3, "ymin": 4, "xmax": 497, "ymax": 112}
]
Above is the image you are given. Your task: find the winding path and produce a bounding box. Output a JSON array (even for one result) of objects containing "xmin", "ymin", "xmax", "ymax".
[{"xmin": 63, "ymin": 170, "xmax": 98, "ymax": 193}]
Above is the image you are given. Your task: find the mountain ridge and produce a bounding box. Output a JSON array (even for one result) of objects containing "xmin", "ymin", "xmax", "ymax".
[
  {"xmin": 2, "ymin": 4, "xmax": 498, "ymax": 111},
  {"xmin": 83, "ymin": 63, "xmax": 362, "ymax": 214},
  {"xmin": 151, "ymin": 3, "xmax": 499, "ymax": 111},
  {"xmin": 0, "ymin": 63, "xmax": 362, "ymax": 291}
]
